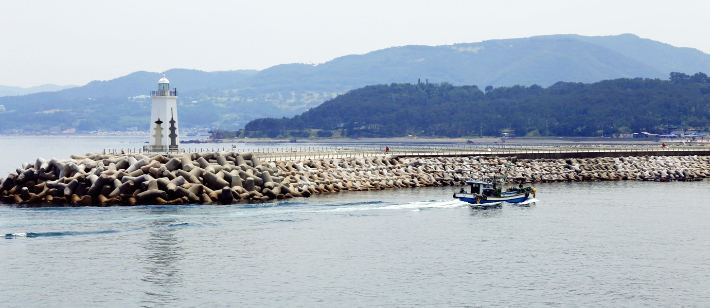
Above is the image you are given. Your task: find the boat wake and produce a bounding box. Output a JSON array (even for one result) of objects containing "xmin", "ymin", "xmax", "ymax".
[
  {"xmin": 516, "ymin": 198, "xmax": 539, "ymax": 206},
  {"xmin": 4, "ymin": 229, "xmax": 120, "ymax": 239},
  {"xmin": 382, "ymin": 199, "xmax": 467, "ymax": 211},
  {"xmin": 311, "ymin": 199, "xmax": 467, "ymax": 213}
]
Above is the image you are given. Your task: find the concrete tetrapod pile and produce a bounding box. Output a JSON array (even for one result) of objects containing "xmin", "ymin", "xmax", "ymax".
[
  {"xmin": 0, "ymin": 151, "xmax": 296, "ymax": 206},
  {"xmin": 1, "ymin": 152, "xmax": 709, "ymax": 206}
]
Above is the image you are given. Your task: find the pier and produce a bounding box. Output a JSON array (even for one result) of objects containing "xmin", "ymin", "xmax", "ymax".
[
  {"xmin": 253, "ymin": 144, "xmax": 710, "ymax": 161},
  {"xmin": 105, "ymin": 143, "xmax": 710, "ymax": 161}
]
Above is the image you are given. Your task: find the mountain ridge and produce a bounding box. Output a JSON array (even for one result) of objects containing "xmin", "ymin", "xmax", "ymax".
[
  {"xmin": 2, "ymin": 33, "xmax": 710, "ymax": 133},
  {"xmin": 0, "ymin": 84, "xmax": 77, "ymax": 98}
]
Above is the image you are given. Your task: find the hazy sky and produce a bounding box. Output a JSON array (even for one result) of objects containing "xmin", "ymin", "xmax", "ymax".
[{"xmin": 1, "ymin": 0, "xmax": 709, "ymax": 87}]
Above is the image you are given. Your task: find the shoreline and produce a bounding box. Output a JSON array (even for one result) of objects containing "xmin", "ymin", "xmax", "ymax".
[
  {"xmin": 1, "ymin": 149, "xmax": 709, "ymax": 207},
  {"xmin": 0, "ymin": 134, "xmax": 672, "ymax": 145},
  {"xmin": 215, "ymin": 137, "xmax": 666, "ymax": 144}
]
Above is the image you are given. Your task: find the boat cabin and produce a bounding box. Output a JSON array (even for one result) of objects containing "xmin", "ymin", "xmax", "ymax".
[{"xmin": 464, "ymin": 180, "xmax": 495, "ymax": 196}]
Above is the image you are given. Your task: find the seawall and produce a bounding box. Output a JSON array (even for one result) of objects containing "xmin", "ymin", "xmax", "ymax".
[
  {"xmin": 411, "ymin": 149, "xmax": 710, "ymax": 160},
  {"xmin": 1, "ymin": 149, "xmax": 709, "ymax": 206}
]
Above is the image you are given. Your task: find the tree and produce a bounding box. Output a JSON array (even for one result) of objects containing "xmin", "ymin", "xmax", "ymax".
[
  {"xmin": 690, "ymin": 72, "xmax": 708, "ymax": 83},
  {"xmin": 669, "ymin": 72, "xmax": 690, "ymax": 82}
]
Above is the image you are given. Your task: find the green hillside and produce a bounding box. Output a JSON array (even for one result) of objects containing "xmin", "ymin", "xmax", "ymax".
[{"xmin": 245, "ymin": 73, "xmax": 710, "ymax": 138}]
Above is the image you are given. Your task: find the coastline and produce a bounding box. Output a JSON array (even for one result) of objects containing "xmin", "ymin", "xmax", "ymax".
[
  {"xmin": 205, "ymin": 136, "xmax": 667, "ymax": 145},
  {"xmin": 1, "ymin": 134, "xmax": 666, "ymax": 143}
]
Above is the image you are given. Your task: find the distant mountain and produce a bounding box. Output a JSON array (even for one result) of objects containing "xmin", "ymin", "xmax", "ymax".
[
  {"xmin": 572, "ymin": 34, "xmax": 710, "ymax": 76},
  {"xmin": 36, "ymin": 69, "xmax": 259, "ymax": 100},
  {"xmin": 245, "ymin": 33, "xmax": 710, "ymax": 91},
  {"xmin": 2, "ymin": 33, "xmax": 710, "ymax": 133},
  {"xmin": 0, "ymin": 84, "xmax": 77, "ymax": 97}
]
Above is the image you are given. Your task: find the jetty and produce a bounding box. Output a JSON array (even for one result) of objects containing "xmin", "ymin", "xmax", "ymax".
[{"xmin": 1, "ymin": 144, "xmax": 709, "ymax": 206}]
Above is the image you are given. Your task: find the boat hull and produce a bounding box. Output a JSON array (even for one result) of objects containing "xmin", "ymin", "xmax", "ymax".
[{"xmin": 453, "ymin": 193, "xmax": 529, "ymax": 204}]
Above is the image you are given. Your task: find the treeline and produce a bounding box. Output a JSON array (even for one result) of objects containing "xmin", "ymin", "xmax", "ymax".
[{"xmin": 244, "ymin": 72, "xmax": 710, "ymax": 138}]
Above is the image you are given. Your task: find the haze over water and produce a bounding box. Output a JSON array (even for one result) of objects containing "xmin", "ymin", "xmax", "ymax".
[{"xmin": 1, "ymin": 136, "xmax": 709, "ymax": 307}]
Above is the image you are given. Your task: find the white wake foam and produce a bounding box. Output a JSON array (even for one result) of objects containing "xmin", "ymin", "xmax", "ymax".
[
  {"xmin": 5, "ymin": 232, "xmax": 27, "ymax": 239},
  {"xmin": 381, "ymin": 199, "xmax": 467, "ymax": 210},
  {"xmin": 515, "ymin": 198, "xmax": 539, "ymax": 206}
]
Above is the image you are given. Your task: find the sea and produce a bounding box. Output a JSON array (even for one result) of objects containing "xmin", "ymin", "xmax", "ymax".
[{"xmin": 1, "ymin": 136, "xmax": 709, "ymax": 307}]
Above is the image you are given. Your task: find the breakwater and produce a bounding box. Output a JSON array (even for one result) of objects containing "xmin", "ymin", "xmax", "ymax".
[{"xmin": 1, "ymin": 148, "xmax": 709, "ymax": 206}]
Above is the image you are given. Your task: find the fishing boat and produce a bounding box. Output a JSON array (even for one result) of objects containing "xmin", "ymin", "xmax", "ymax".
[
  {"xmin": 453, "ymin": 158, "xmax": 536, "ymax": 205},
  {"xmin": 453, "ymin": 180, "xmax": 535, "ymax": 204}
]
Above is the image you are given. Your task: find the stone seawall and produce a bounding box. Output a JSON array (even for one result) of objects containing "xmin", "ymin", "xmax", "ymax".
[
  {"xmin": 1, "ymin": 151, "xmax": 709, "ymax": 206},
  {"xmin": 414, "ymin": 149, "xmax": 710, "ymax": 160}
]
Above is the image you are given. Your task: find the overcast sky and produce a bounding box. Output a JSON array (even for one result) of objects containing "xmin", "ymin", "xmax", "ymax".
[{"xmin": 1, "ymin": 0, "xmax": 709, "ymax": 87}]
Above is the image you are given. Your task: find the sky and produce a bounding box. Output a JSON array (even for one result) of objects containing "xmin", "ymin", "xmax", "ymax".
[{"xmin": 1, "ymin": 0, "xmax": 709, "ymax": 88}]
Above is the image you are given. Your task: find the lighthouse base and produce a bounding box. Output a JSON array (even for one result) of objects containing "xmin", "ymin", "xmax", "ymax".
[{"xmin": 143, "ymin": 145, "xmax": 181, "ymax": 153}]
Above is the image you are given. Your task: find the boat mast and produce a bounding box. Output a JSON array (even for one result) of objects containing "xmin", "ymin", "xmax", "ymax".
[{"xmin": 501, "ymin": 157, "xmax": 516, "ymax": 185}]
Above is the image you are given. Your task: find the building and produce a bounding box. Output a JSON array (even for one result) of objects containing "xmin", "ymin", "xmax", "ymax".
[
  {"xmin": 0, "ymin": 105, "xmax": 5, "ymax": 112},
  {"xmin": 146, "ymin": 74, "xmax": 180, "ymax": 152}
]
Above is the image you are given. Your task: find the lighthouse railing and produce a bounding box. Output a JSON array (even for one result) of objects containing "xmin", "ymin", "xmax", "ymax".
[{"xmin": 150, "ymin": 89, "xmax": 177, "ymax": 97}]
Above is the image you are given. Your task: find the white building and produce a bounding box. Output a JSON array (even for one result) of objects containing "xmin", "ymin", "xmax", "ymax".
[
  {"xmin": 0, "ymin": 105, "xmax": 5, "ymax": 112},
  {"xmin": 147, "ymin": 74, "xmax": 179, "ymax": 151}
]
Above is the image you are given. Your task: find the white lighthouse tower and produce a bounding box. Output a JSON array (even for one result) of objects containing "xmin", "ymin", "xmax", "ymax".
[{"xmin": 148, "ymin": 74, "xmax": 179, "ymax": 152}]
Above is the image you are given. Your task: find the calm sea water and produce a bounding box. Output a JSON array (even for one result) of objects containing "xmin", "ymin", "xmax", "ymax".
[{"xmin": 1, "ymin": 136, "xmax": 710, "ymax": 307}]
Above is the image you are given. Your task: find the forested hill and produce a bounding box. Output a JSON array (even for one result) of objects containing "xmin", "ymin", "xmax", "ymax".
[{"xmin": 245, "ymin": 72, "xmax": 710, "ymax": 138}]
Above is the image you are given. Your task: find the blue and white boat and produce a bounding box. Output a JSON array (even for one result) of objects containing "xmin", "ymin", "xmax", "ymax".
[
  {"xmin": 453, "ymin": 180, "xmax": 535, "ymax": 205},
  {"xmin": 453, "ymin": 157, "xmax": 536, "ymax": 205}
]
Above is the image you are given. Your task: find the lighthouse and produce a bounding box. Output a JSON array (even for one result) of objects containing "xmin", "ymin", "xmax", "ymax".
[{"xmin": 148, "ymin": 74, "xmax": 179, "ymax": 152}]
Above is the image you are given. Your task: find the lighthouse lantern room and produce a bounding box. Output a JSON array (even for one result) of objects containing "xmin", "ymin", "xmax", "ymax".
[{"xmin": 146, "ymin": 74, "xmax": 179, "ymax": 152}]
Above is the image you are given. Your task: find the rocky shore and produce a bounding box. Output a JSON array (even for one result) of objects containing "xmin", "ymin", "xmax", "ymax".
[{"xmin": 1, "ymin": 151, "xmax": 709, "ymax": 206}]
